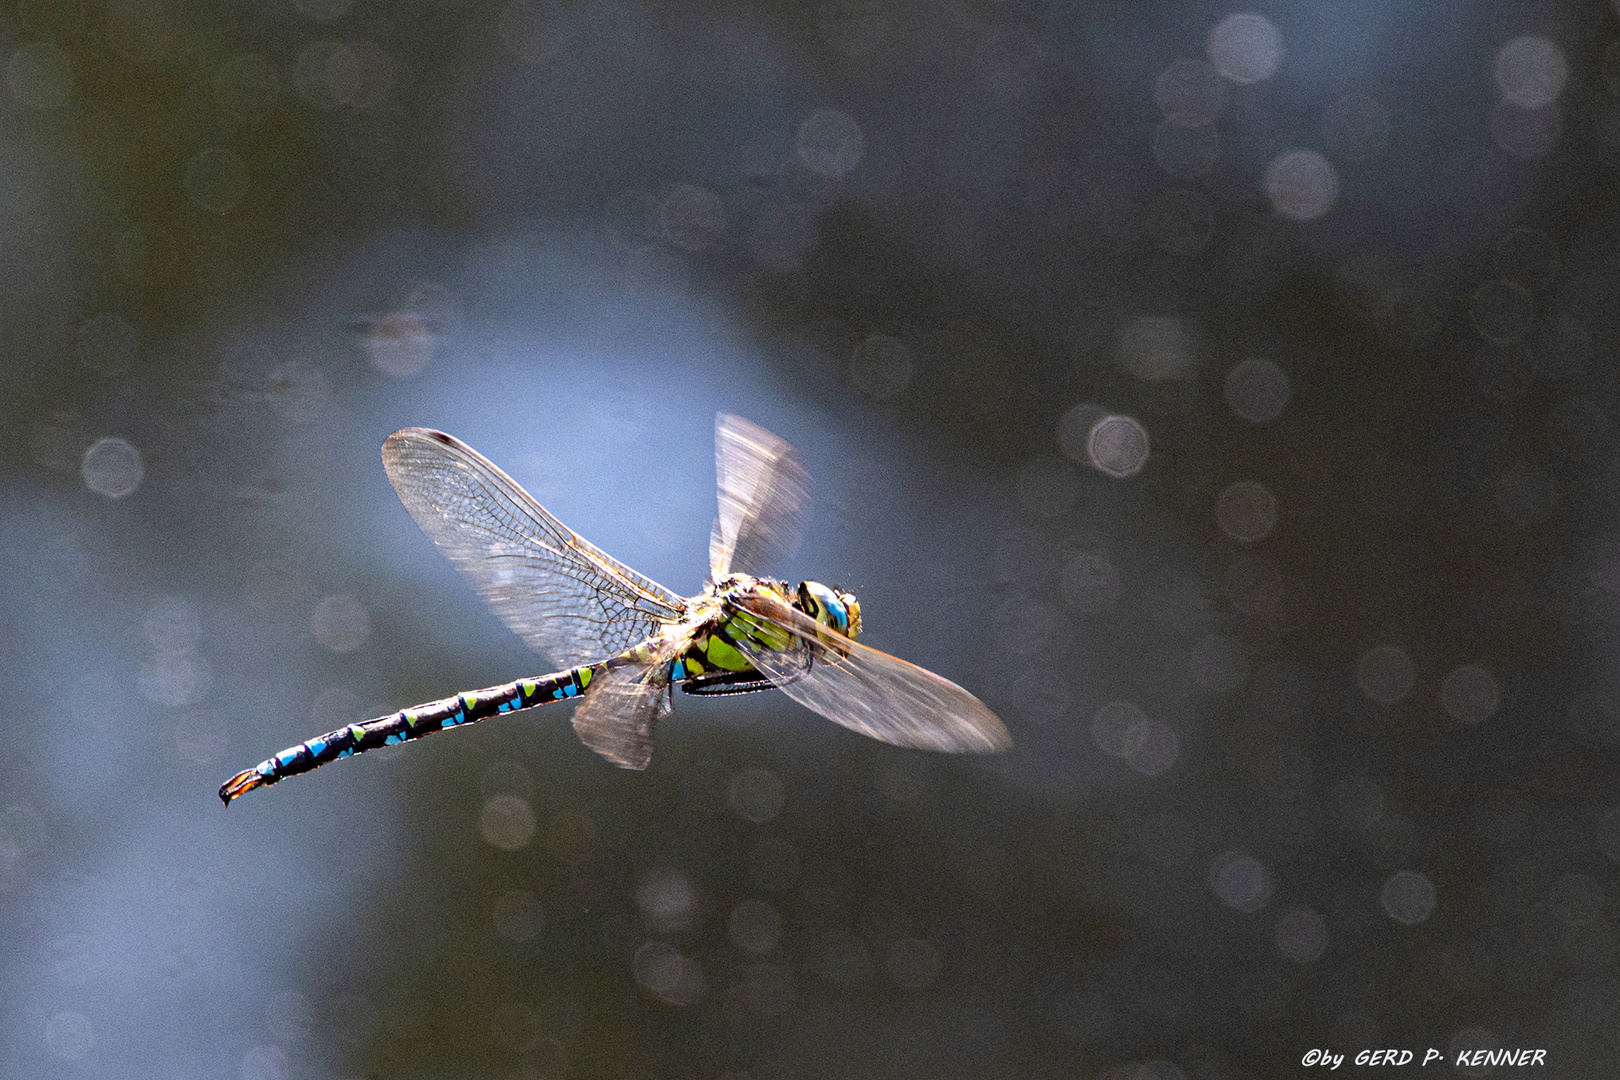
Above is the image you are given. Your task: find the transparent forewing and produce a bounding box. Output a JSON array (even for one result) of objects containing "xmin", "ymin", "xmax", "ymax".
[
  {"xmin": 382, "ymin": 428, "xmax": 687, "ymax": 669},
  {"xmin": 570, "ymin": 641, "xmax": 685, "ymax": 770},
  {"xmin": 731, "ymin": 593, "xmax": 1012, "ymax": 753},
  {"xmin": 709, "ymin": 414, "xmax": 812, "ymax": 582}
]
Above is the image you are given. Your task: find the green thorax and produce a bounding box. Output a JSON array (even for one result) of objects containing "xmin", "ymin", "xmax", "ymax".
[{"xmin": 678, "ymin": 578, "xmax": 796, "ymax": 677}]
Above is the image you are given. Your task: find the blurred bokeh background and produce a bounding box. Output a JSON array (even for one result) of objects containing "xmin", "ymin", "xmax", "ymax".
[{"xmin": 4, "ymin": 0, "xmax": 1620, "ymax": 1076}]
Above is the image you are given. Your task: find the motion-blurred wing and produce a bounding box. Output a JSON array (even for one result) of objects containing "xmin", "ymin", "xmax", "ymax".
[
  {"xmin": 382, "ymin": 428, "xmax": 686, "ymax": 669},
  {"xmin": 709, "ymin": 414, "xmax": 812, "ymax": 582},
  {"xmin": 570, "ymin": 642, "xmax": 683, "ymax": 769},
  {"xmin": 730, "ymin": 593, "xmax": 1011, "ymax": 754}
]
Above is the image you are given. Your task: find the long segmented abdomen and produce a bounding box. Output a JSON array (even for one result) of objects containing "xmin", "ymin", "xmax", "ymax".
[{"xmin": 219, "ymin": 663, "xmax": 600, "ymax": 803}]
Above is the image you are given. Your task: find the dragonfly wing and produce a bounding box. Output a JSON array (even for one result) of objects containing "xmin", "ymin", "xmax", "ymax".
[
  {"xmin": 570, "ymin": 641, "xmax": 684, "ymax": 770},
  {"xmin": 730, "ymin": 593, "xmax": 1011, "ymax": 754},
  {"xmin": 382, "ymin": 428, "xmax": 687, "ymax": 670},
  {"xmin": 709, "ymin": 414, "xmax": 812, "ymax": 582}
]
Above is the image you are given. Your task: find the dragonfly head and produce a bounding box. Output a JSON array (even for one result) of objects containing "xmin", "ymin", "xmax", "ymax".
[{"xmin": 797, "ymin": 580, "xmax": 861, "ymax": 640}]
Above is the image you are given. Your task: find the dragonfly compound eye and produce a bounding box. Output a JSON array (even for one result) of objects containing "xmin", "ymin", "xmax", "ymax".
[{"xmin": 799, "ymin": 580, "xmax": 850, "ymax": 636}]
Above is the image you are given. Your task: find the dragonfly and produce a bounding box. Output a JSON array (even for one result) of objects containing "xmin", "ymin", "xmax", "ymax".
[{"xmin": 220, "ymin": 414, "xmax": 1009, "ymax": 804}]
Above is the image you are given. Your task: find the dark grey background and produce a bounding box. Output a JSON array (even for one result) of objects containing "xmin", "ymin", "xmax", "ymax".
[{"xmin": 3, "ymin": 0, "xmax": 1619, "ymax": 1076}]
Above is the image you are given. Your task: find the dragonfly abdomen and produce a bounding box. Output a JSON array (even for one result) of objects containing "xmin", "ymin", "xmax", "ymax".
[{"xmin": 218, "ymin": 664, "xmax": 598, "ymax": 803}]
